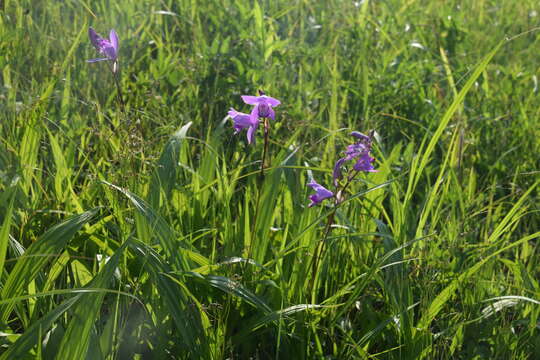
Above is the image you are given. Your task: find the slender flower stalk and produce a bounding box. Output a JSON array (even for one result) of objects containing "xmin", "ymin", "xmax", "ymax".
[
  {"xmin": 308, "ymin": 131, "xmax": 377, "ymax": 300},
  {"xmin": 87, "ymin": 27, "xmax": 125, "ymax": 112},
  {"xmin": 227, "ymin": 90, "xmax": 280, "ymax": 175},
  {"xmin": 227, "ymin": 90, "xmax": 281, "ymax": 275}
]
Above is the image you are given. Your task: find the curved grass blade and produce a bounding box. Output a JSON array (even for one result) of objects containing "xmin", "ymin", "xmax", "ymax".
[
  {"xmin": 193, "ymin": 274, "xmax": 272, "ymax": 313},
  {"xmin": 0, "ymin": 208, "xmax": 99, "ymax": 323},
  {"xmin": 235, "ymin": 304, "xmax": 325, "ymax": 341},
  {"xmin": 0, "ymin": 296, "xmax": 80, "ymax": 360},
  {"xmin": 0, "ymin": 193, "xmax": 14, "ymax": 277},
  {"xmin": 103, "ymin": 181, "xmax": 191, "ymax": 271},
  {"xmin": 417, "ymin": 229, "xmax": 540, "ymax": 331},
  {"xmin": 129, "ymin": 240, "xmax": 211, "ymax": 358},
  {"xmin": 148, "ymin": 122, "xmax": 192, "ymax": 209},
  {"xmin": 54, "ymin": 241, "xmax": 129, "ymax": 360}
]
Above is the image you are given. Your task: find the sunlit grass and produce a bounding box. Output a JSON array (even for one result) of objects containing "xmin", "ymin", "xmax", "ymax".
[{"xmin": 0, "ymin": 0, "xmax": 539, "ymax": 358}]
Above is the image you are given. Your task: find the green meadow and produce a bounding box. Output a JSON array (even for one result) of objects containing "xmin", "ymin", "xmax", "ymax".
[{"xmin": 1, "ymin": 0, "xmax": 539, "ymax": 358}]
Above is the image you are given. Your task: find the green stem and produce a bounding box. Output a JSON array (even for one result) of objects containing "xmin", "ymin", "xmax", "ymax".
[
  {"xmin": 308, "ymin": 169, "xmax": 361, "ymax": 302},
  {"xmin": 106, "ymin": 61, "xmax": 125, "ymax": 113},
  {"xmin": 244, "ymin": 117, "xmax": 270, "ymax": 277}
]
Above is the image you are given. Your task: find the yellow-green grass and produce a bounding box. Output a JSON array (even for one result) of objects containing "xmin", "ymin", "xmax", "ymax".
[{"xmin": 0, "ymin": 0, "xmax": 539, "ymax": 358}]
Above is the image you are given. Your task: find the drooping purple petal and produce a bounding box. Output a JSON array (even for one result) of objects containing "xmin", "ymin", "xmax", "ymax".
[
  {"xmin": 86, "ymin": 57, "xmax": 109, "ymax": 63},
  {"xmin": 246, "ymin": 122, "xmax": 258, "ymax": 144},
  {"xmin": 267, "ymin": 106, "xmax": 275, "ymax": 120},
  {"xmin": 307, "ymin": 180, "xmax": 334, "ymax": 207},
  {"xmin": 249, "ymin": 104, "xmax": 260, "ymax": 125},
  {"xmin": 227, "ymin": 108, "xmax": 242, "ymax": 118},
  {"xmin": 231, "ymin": 115, "xmax": 252, "ymax": 133},
  {"xmin": 229, "ymin": 108, "xmax": 253, "ymax": 131},
  {"xmin": 228, "ymin": 108, "xmax": 258, "ymax": 144}
]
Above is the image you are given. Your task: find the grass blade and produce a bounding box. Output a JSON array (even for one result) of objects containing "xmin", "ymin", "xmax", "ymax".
[{"xmin": 0, "ymin": 209, "xmax": 99, "ymax": 323}]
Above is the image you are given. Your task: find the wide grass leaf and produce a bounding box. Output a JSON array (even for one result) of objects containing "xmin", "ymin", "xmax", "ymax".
[{"xmin": 54, "ymin": 242, "xmax": 129, "ymax": 360}]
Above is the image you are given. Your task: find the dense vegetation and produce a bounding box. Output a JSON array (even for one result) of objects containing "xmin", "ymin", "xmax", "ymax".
[{"xmin": 1, "ymin": 0, "xmax": 539, "ymax": 358}]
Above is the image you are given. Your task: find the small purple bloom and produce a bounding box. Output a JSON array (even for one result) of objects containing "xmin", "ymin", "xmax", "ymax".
[
  {"xmin": 87, "ymin": 27, "xmax": 119, "ymax": 63},
  {"xmin": 333, "ymin": 131, "xmax": 377, "ymax": 185},
  {"xmin": 353, "ymin": 152, "xmax": 377, "ymax": 172},
  {"xmin": 228, "ymin": 108, "xmax": 259, "ymax": 144},
  {"xmin": 307, "ymin": 180, "xmax": 334, "ymax": 207},
  {"xmin": 241, "ymin": 92, "xmax": 280, "ymax": 124}
]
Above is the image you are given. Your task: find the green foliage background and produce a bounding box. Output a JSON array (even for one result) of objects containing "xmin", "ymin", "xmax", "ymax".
[{"xmin": 0, "ymin": 0, "xmax": 539, "ymax": 358}]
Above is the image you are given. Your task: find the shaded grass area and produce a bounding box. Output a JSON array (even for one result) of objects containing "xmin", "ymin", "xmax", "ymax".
[{"xmin": 0, "ymin": 0, "xmax": 539, "ymax": 358}]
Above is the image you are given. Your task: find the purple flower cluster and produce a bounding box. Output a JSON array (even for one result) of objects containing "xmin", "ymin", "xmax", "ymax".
[
  {"xmin": 228, "ymin": 92, "xmax": 280, "ymax": 144},
  {"xmin": 332, "ymin": 131, "xmax": 377, "ymax": 186},
  {"xmin": 307, "ymin": 131, "xmax": 377, "ymax": 207},
  {"xmin": 87, "ymin": 27, "xmax": 119, "ymax": 63}
]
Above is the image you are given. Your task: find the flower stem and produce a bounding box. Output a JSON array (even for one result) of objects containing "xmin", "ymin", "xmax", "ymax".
[
  {"xmin": 244, "ymin": 117, "xmax": 270, "ymax": 277},
  {"xmin": 107, "ymin": 61, "xmax": 125, "ymax": 113},
  {"xmin": 308, "ymin": 169, "xmax": 361, "ymax": 302},
  {"xmin": 259, "ymin": 118, "xmax": 270, "ymax": 178},
  {"xmin": 308, "ymin": 207, "xmax": 336, "ymax": 302}
]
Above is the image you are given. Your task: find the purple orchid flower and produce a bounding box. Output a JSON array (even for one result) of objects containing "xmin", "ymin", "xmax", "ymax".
[
  {"xmin": 87, "ymin": 27, "xmax": 119, "ymax": 63},
  {"xmin": 333, "ymin": 131, "xmax": 377, "ymax": 185},
  {"xmin": 241, "ymin": 91, "xmax": 281, "ymax": 124},
  {"xmin": 228, "ymin": 108, "xmax": 259, "ymax": 144},
  {"xmin": 307, "ymin": 180, "xmax": 334, "ymax": 207}
]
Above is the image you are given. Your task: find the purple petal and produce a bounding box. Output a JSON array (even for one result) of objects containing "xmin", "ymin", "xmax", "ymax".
[
  {"xmin": 88, "ymin": 27, "xmax": 101, "ymax": 49},
  {"xmin": 249, "ymin": 104, "xmax": 260, "ymax": 124},
  {"xmin": 232, "ymin": 114, "xmax": 253, "ymax": 132},
  {"xmin": 262, "ymin": 95, "xmax": 280, "ymax": 107},
  {"xmin": 229, "ymin": 108, "xmax": 252, "ymax": 131},
  {"xmin": 241, "ymin": 95, "xmax": 261, "ymax": 105},
  {"xmin": 246, "ymin": 122, "xmax": 258, "ymax": 144},
  {"xmin": 353, "ymin": 153, "xmax": 378, "ymax": 172},
  {"xmin": 345, "ymin": 143, "xmax": 365, "ymax": 155},
  {"xmin": 351, "ymin": 131, "xmax": 370, "ymax": 141},
  {"xmin": 332, "ymin": 158, "xmax": 345, "ymax": 186},
  {"xmin": 103, "ymin": 45, "xmax": 117, "ymax": 60},
  {"xmin": 229, "ymin": 108, "xmax": 258, "ymax": 144},
  {"xmin": 87, "ymin": 57, "xmax": 109, "ymax": 63},
  {"xmin": 110, "ymin": 29, "xmax": 119, "ymax": 53},
  {"xmin": 307, "ymin": 180, "xmax": 334, "ymax": 207},
  {"xmin": 228, "ymin": 108, "xmax": 241, "ymax": 118},
  {"xmin": 267, "ymin": 106, "xmax": 275, "ymax": 120}
]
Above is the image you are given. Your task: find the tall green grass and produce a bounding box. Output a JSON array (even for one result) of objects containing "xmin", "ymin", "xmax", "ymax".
[{"xmin": 1, "ymin": 0, "xmax": 539, "ymax": 358}]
